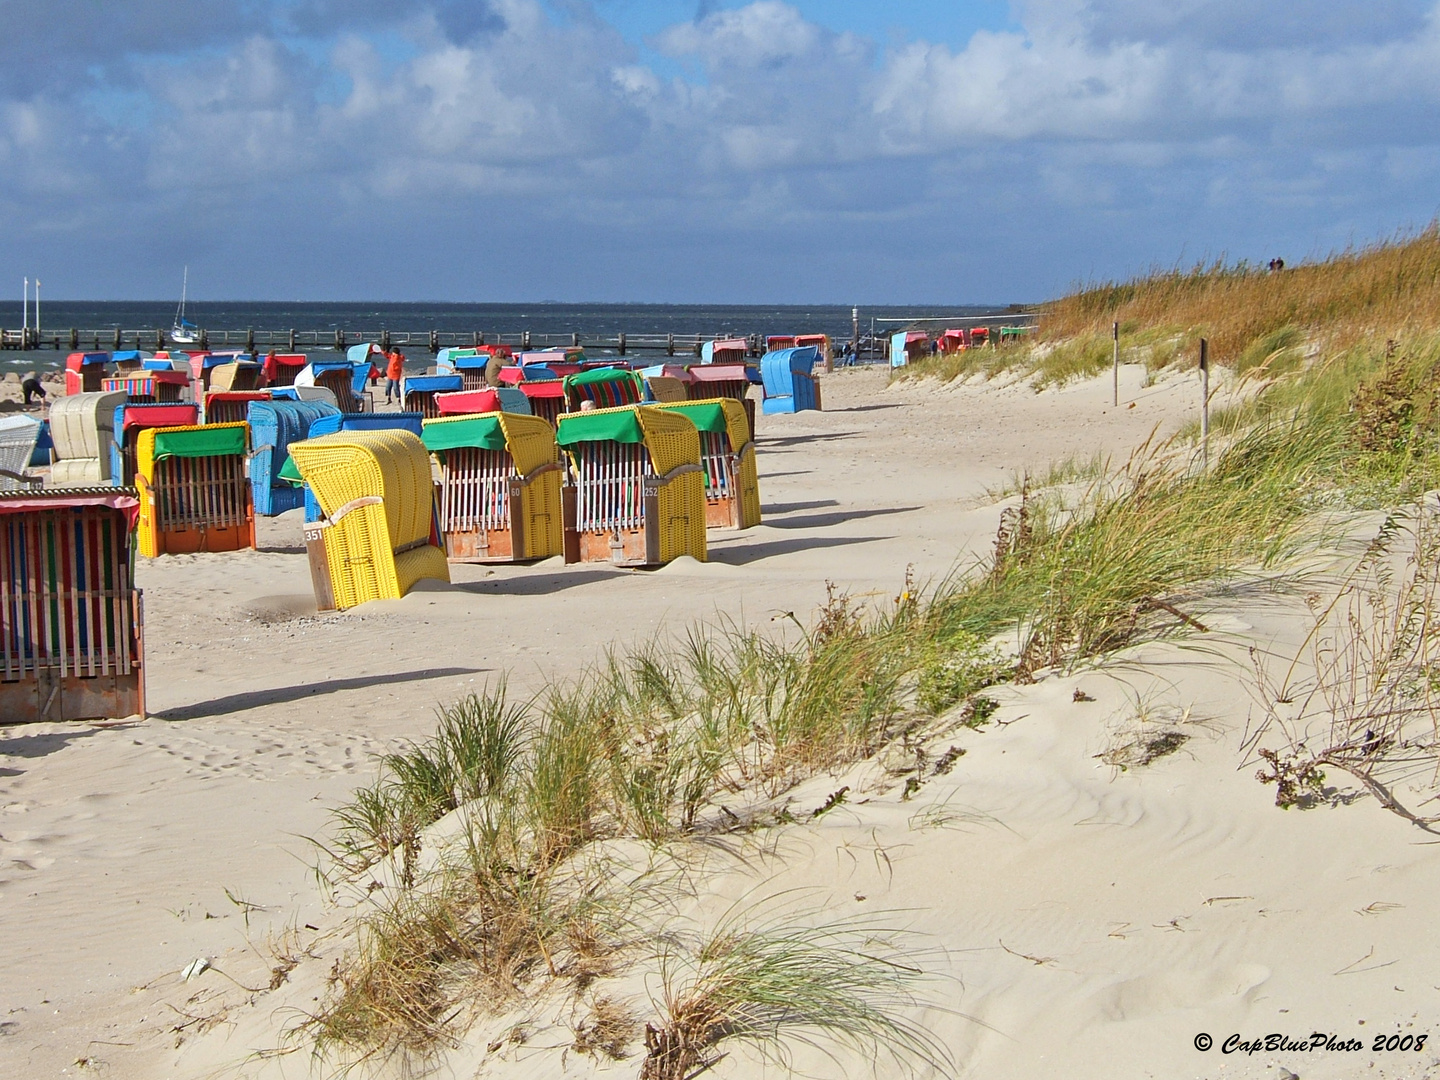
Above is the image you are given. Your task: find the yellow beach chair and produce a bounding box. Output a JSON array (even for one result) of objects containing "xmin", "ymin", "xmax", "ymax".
[
  {"xmin": 556, "ymin": 405, "xmax": 706, "ymax": 567},
  {"xmin": 422, "ymin": 412, "xmax": 564, "ymax": 563},
  {"xmin": 652, "ymin": 398, "xmax": 761, "ymax": 529},
  {"xmin": 135, "ymin": 423, "xmax": 256, "ymax": 557},
  {"xmin": 289, "ymin": 429, "xmax": 449, "ymax": 611}
]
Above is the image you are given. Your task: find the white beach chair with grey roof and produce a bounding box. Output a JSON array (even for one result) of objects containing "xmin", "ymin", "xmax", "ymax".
[{"xmin": 0, "ymin": 415, "xmax": 42, "ymax": 491}]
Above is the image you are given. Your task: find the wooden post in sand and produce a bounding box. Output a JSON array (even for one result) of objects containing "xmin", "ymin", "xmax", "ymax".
[
  {"xmin": 1112, "ymin": 321, "xmax": 1119, "ymax": 406},
  {"xmin": 1199, "ymin": 338, "xmax": 1210, "ymax": 469}
]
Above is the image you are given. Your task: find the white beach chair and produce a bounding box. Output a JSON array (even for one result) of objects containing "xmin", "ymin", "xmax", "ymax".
[
  {"xmin": 0, "ymin": 415, "xmax": 43, "ymax": 490},
  {"xmin": 48, "ymin": 391, "xmax": 127, "ymax": 487}
]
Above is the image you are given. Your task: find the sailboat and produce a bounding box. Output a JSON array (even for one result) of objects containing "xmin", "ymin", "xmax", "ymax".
[{"xmin": 171, "ymin": 266, "xmax": 199, "ymax": 344}]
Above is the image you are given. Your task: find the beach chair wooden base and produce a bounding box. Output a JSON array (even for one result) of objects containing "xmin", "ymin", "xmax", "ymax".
[
  {"xmin": 304, "ymin": 520, "xmax": 337, "ymax": 612},
  {"xmin": 562, "ymin": 470, "xmax": 701, "ymax": 567},
  {"xmin": 143, "ymin": 517, "xmax": 256, "ymax": 556},
  {"xmin": 0, "ymin": 662, "xmax": 145, "ymax": 723},
  {"xmin": 404, "ymin": 391, "xmax": 441, "ymax": 419},
  {"xmin": 442, "ymin": 469, "xmax": 558, "ymax": 563}
]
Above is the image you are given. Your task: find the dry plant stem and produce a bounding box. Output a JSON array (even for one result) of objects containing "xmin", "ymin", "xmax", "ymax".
[{"xmin": 1252, "ymin": 500, "xmax": 1440, "ymax": 829}]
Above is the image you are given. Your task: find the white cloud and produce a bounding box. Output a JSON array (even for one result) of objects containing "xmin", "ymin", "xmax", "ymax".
[{"xmin": 6, "ymin": 0, "xmax": 1440, "ymax": 299}]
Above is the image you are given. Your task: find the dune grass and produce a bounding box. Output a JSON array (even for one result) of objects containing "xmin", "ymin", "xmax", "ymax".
[
  {"xmin": 643, "ymin": 912, "xmax": 953, "ymax": 1080},
  {"xmin": 309, "ymin": 254, "xmax": 1440, "ymax": 1068},
  {"xmin": 1044, "ymin": 225, "xmax": 1440, "ymax": 365}
]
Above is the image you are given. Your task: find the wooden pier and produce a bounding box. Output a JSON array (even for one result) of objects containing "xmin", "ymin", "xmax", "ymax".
[{"xmin": 0, "ymin": 312, "xmax": 1039, "ymax": 357}]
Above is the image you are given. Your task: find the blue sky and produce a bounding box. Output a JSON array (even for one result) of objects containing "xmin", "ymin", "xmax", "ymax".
[{"xmin": 2, "ymin": 0, "xmax": 1437, "ymax": 303}]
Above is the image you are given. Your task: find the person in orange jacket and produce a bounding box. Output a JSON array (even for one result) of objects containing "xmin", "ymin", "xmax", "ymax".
[{"xmin": 384, "ymin": 349, "xmax": 405, "ymax": 405}]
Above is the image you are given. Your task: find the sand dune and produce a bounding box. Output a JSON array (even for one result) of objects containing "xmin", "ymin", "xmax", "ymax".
[{"xmin": 4, "ymin": 364, "xmax": 1437, "ymax": 1079}]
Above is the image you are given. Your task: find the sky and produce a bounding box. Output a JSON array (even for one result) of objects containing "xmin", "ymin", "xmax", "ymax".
[{"xmin": 2, "ymin": 0, "xmax": 1438, "ymax": 303}]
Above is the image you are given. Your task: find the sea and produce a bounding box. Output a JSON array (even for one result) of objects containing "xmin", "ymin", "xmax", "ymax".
[{"xmin": 0, "ymin": 301, "xmax": 1015, "ymax": 376}]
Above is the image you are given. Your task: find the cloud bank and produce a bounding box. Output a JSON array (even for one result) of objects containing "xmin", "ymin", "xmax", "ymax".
[{"xmin": 2, "ymin": 0, "xmax": 1438, "ymax": 301}]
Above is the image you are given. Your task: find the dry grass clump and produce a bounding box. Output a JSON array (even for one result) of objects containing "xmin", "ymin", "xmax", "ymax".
[
  {"xmin": 1043, "ymin": 225, "xmax": 1440, "ymax": 364},
  {"xmin": 1249, "ymin": 501, "xmax": 1440, "ymax": 827}
]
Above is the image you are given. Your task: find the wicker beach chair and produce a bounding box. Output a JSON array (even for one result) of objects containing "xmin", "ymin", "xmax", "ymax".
[
  {"xmin": 259, "ymin": 353, "xmax": 306, "ymax": 388},
  {"xmin": 64, "ymin": 352, "xmax": 111, "ymax": 395},
  {"xmin": 556, "ymin": 405, "xmax": 706, "ymax": 567},
  {"xmin": 102, "ymin": 369, "xmax": 191, "ymax": 404},
  {"xmin": 423, "ymin": 412, "xmax": 564, "ymax": 563},
  {"xmin": 652, "ymin": 399, "xmax": 760, "ymax": 529},
  {"xmin": 306, "ymin": 358, "xmax": 370, "ymax": 413},
  {"xmin": 0, "ymin": 416, "xmax": 43, "ymax": 491},
  {"xmin": 247, "ymin": 399, "xmax": 340, "ymax": 516},
  {"xmin": 701, "ymin": 338, "xmax": 750, "ymax": 365},
  {"xmin": 402, "ymin": 374, "xmax": 464, "ymax": 419},
  {"xmin": 203, "ymin": 390, "xmax": 270, "ymax": 425},
  {"xmin": 688, "ymin": 363, "xmax": 759, "ymax": 432},
  {"xmin": 517, "ymin": 380, "xmax": 565, "ymax": 426},
  {"xmin": 0, "ymin": 487, "xmax": 145, "ymax": 721},
  {"xmin": 134, "ymin": 422, "xmax": 255, "ymax": 556},
  {"xmin": 298, "ymin": 413, "xmax": 426, "ymax": 522},
  {"xmin": 289, "ymin": 430, "xmax": 450, "ymax": 611},
  {"xmin": 562, "ymin": 368, "xmax": 644, "ymax": 413},
  {"xmin": 760, "ymin": 346, "xmax": 822, "ymax": 415},
  {"xmin": 111, "ymin": 403, "xmax": 201, "ymax": 488},
  {"xmin": 434, "ymin": 388, "xmax": 532, "ymax": 417},
  {"xmin": 47, "ymin": 391, "xmax": 128, "ymax": 487}
]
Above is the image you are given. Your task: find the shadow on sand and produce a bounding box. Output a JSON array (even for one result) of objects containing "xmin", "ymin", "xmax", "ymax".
[{"xmin": 153, "ymin": 667, "xmax": 486, "ymax": 721}]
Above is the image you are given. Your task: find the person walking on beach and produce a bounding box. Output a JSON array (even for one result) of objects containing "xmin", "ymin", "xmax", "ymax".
[
  {"xmin": 384, "ymin": 349, "xmax": 404, "ymax": 405},
  {"xmin": 21, "ymin": 371, "xmax": 46, "ymax": 406}
]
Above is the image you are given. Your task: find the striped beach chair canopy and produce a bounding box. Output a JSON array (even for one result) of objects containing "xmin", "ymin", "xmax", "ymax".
[{"xmin": 562, "ymin": 366, "xmax": 644, "ymax": 412}]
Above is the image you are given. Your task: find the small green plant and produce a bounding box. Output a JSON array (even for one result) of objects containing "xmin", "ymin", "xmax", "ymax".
[{"xmin": 916, "ymin": 630, "xmax": 1011, "ymax": 716}]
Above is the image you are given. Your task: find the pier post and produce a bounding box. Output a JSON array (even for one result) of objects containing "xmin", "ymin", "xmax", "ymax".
[
  {"xmin": 573, "ymin": 331, "xmax": 581, "ymax": 349},
  {"xmin": 199, "ymin": 328, "xmax": 208, "ymax": 350},
  {"xmin": 473, "ymin": 331, "xmax": 481, "ymax": 347},
  {"xmin": 618, "ymin": 332, "xmax": 626, "ymax": 356},
  {"xmin": 246, "ymin": 328, "xmax": 255, "ymax": 352},
  {"xmin": 113, "ymin": 328, "xmax": 122, "ymax": 350},
  {"xmin": 667, "ymin": 332, "xmax": 674, "ymax": 357},
  {"xmin": 69, "ymin": 328, "xmax": 77, "ymax": 350},
  {"xmin": 335, "ymin": 329, "xmax": 345, "ymax": 352},
  {"xmin": 429, "ymin": 329, "xmax": 439, "ymax": 355},
  {"xmin": 694, "ymin": 334, "xmax": 702, "ymax": 358},
  {"xmin": 522, "ymin": 330, "xmax": 531, "ymax": 350},
  {"xmin": 288, "ymin": 328, "xmax": 295, "ymax": 351},
  {"xmin": 157, "ymin": 328, "xmax": 166, "ymax": 350},
  {"xmin": 380, "ymin": 329, "xmax": 390, "ymax": 351}
]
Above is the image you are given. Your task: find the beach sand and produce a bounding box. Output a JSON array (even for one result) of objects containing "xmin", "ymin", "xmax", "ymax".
[{"xmin": 3, "ymin": 364, "xmax": 1438, "ymax": 1079}]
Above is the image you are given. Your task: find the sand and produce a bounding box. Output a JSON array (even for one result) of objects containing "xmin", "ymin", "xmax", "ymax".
[{"xmin": 3, "ymin": 363, "xmax": 1439, "ymax": 1079}]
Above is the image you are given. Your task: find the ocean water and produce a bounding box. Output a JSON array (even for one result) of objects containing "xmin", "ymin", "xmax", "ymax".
[{"xmin": 1, "ymin": 301, "xmax": 1011, "ymax": 374}]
